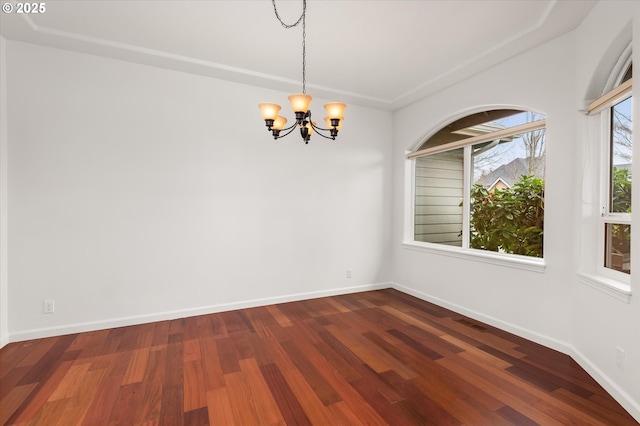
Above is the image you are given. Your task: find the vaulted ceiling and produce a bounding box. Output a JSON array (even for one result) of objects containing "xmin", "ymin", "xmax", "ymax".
[{"xmin": 0, "ymin": 0, "xmax": 597, "ymax": 110}]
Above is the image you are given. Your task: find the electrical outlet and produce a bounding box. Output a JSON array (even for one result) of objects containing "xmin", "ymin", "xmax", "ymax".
[
  {"xmin": 616, "ymin": 346, "xmax": 625, "ymax": 370},
  {"xmin": 346, "ymin": 269, "xmax": 352, "ymax": 278},
  {"xmin": 43, "ymin": 299, "xmax": 54, "ymax": 314}
]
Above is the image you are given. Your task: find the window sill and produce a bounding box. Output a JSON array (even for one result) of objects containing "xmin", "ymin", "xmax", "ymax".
[
  {"xmin": 577, "ymin": 272, "xmax": 632, "ymax": 303},
  {"xmin": 402, "ymin": 241, "xmax": 546, "ymax": 273}
]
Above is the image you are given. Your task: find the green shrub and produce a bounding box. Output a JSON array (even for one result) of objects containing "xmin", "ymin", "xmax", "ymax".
[{"xmin": 469, "ymin": 175, "xmax": 544, "ymax": 257}]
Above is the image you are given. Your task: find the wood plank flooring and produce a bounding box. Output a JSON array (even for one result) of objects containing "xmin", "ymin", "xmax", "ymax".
[{"xmin": 1, "ymin": 288, "xmax": 637, "ymax": 425}]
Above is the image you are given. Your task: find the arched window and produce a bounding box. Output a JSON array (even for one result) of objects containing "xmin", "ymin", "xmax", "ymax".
[
  {"xmin": 588, "ymin": 61, "xmax": 632, "ymax": 276},
  {"xmin": 408, "ymin": 109, "xmax": 546, "ymax": 258}
]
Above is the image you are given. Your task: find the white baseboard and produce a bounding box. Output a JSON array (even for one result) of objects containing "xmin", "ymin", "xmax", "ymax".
[
  {"xmin": 6, "ymin": 282, "xmax": 392, "ymax": 344},
  {"xmin": 0, "ymin": 335, "xmax": 8, "ymax": 349},
  {"xmin": 5, "ymin": 281, "xmax": 639, "ymax": 423},
  {"xmin": 391, "ymin": 282, "xmax": 571, "ymax": 353},
  {"xmin": 390, "ymin": 281, "xmax": 640, "ymax": 423},
  {"xmin": 570, "ymin": 346, "xmax": 640, "ymax": 423}
]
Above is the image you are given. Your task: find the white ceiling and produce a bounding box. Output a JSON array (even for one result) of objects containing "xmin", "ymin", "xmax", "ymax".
[{"xmin": 1, "ymin": 0, "xmax": 597, "ymax": 110}]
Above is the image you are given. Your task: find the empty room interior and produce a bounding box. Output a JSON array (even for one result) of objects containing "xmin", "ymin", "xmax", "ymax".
[{"xmin": 1, "ymin": 0, "xmax": 640, "ymax": 424}]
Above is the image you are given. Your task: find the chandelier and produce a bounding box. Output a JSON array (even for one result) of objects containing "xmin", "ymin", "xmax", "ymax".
[{"xmin": 258, "ymin": 0, "xmax": 346, "ymax": 144}]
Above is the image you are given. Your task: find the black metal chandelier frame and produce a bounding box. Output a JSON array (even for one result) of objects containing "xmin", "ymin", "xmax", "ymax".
[
  {"xmin": 264, "ymin": 111, "xmax": 341, "ymax": 142},
  {"xmin": 259, "ymin": 0, "xmax": 345, "ymax": 144}
]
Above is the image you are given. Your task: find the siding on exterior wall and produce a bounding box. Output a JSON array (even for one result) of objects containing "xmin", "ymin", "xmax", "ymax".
[{"xmin": 414, "ymin": 149, "xmax": 463, "ymax": 245}]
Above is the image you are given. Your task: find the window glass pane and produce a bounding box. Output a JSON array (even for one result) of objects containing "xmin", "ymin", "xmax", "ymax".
[
  {"xmin": 604, "ymin": 223, "xmax": 631, "ymax": 274},
  {"xmin": 415, "ymin": 149, "xmax": 463, "ymax": 246},
  {"xmin": 413, "ymin": 109, "xmax": 546, "ymax": 258},
  {"xmin": 416, "ymin": 109, "xmax": 526, "ymax": 152},
  {"xmin": 610, "ymin": 97, "xmax": 632, "ymax": 213},
  {"xmin": 469, "ymin": 124, "xmax": 545, "ymax": 257}
]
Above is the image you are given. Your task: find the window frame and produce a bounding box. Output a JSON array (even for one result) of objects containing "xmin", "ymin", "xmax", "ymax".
[
  {"xmin": 577, "ymin": 47, "xmax": 633, "ymax": 302},
  {"xmin": 597, "ymin": 67, "xmax": 632, "ymax": 282},
  {"xmin": 403, "ymin": 112, "xmax": 547, "ymax": 273}
]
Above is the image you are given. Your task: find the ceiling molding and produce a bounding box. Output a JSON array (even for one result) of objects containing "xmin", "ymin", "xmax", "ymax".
[
  {"xmin": 1, "ymin": 1, "xmax": 596, "ymax": 111},
  {"xmin": 388, "ymin": 1, "xmax": 559, "ymax": 109}
]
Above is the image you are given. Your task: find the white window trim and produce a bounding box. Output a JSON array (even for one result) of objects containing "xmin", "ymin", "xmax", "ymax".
[
  {"xmin": 577, "ymin": 272, "xmax": 631, "ymax": 304},
  {"xmin": 578, "ymin": 47, "xmax": 633, "ymax": 300},
  {"xmin": 596, "ymin": 106, "xmax": 632, "ymax": 284},
  {"xmin": 587, "ymin": 79, "xmax": 632, "ymax": 116},
  {"xmin": 462, "ymin": 146, "xmax": 472, "ymax": 249},
  {"xmin": 403, "ymin": 123, "xmax": 548, "ymax": 273},
  {"xmin": 401, "ymin": 240, "xmax": 546, "ymax": 273},
  {"xmin": 407, "ymin": 119, "xmax": 546, "ymax": 159}
]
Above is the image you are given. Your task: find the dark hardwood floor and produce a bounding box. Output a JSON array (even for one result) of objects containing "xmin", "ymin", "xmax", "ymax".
[{"xmin": 0, "ymin": 288, "xmax": 637, "ymax": 425}]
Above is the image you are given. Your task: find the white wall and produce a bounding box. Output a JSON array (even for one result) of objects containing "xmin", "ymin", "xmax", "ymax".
[
  {"xmin": 392, "ymin": 33, "xmax": 577, "ymax": 347},
  {"xmin": 0, "ymin": 36, "xmax": 9, "ymax": 348},
  {"xmin": 391, "ymin": 1, "xmax": 639, "ymax": 420},
  {"xmin": 572, "ymin": 0, "xmax": 640, "ymax": 419},
  {"xmin": 4, "ymin": 40, "xmax": 393, "ymax": 340}
]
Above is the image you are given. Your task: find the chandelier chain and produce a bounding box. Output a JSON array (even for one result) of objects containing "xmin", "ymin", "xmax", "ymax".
[
  {"xmin": 271, "ymin": 0, "xmax": 307, "ymax": 93},
  {"xmin": 260, "ymin": 0, "xmax": 345, "ymax": 143}
]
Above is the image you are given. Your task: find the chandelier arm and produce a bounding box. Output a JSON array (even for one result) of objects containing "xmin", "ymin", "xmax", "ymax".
[
  {"xmin": 309, "ymin": 121, "xmax": 335, "ymax": 133},
  {"xmin": 310, "ymin": 130, "xmax": 336, "ymax": 141},
  {"xmin": 274, "ymin": 123, "xmax": 300, "ymax": 139},
  {"xmin": 281, "ymin": 121, "xmax": 299, "ymax": 132},
  {"xmin": 308, "ymin": 124, "xmax": 337, "ymax": 140}
]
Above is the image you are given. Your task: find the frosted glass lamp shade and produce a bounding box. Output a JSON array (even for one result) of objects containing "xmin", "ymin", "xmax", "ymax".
[
  {"xmin": 324, "ymin": 102, "xmax": 347, "ymax": 119},
  {"xmin": 258, "ymin": 103, "xmax": 281, "ymax": 120},
  {"xmin": 305, "ymin": 121, "xmax": 315, "ymax": 135},
  {"xmin": 325, "ymin": 116, "xmax": 343, "ymax": 130},
  {"xmin": 288, "ymin": 93, "xmax": 313, "ymax": 113},
  {"xmin": 272, "ymin": 116, "xmax": 288, "ymax": 130}
]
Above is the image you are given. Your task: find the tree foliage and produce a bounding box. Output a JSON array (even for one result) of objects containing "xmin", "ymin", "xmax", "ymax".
[
  {"xmin": 522, "ymin": 112, "xmax": 546, "ymax": 175},
  {"xmin": 613, "ymin": 105, "xmax": 632, "ymax": 163},
  {"xmin": 610, "ymin": 166, "xmax": 632, "ymax": 256},
  {"xmin": 469, "ymin": 175, "xmax": 544, "ymax": 257},
  {"xmin": 611, "ymin": 166, "xmax": 631, "ymax": 213}
]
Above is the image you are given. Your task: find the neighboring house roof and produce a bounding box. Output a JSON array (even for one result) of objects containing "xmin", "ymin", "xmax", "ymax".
[
  {"xmin": 476, "ymin": 157, "xmax": 544, "ymax": 188},
  {"xmin": 487, "ymin": 177, "xmax": 510, "ymax": 191},
  {"xmin": 614, "ymin": 163, "xmax": 632, "ymax": 172}
]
